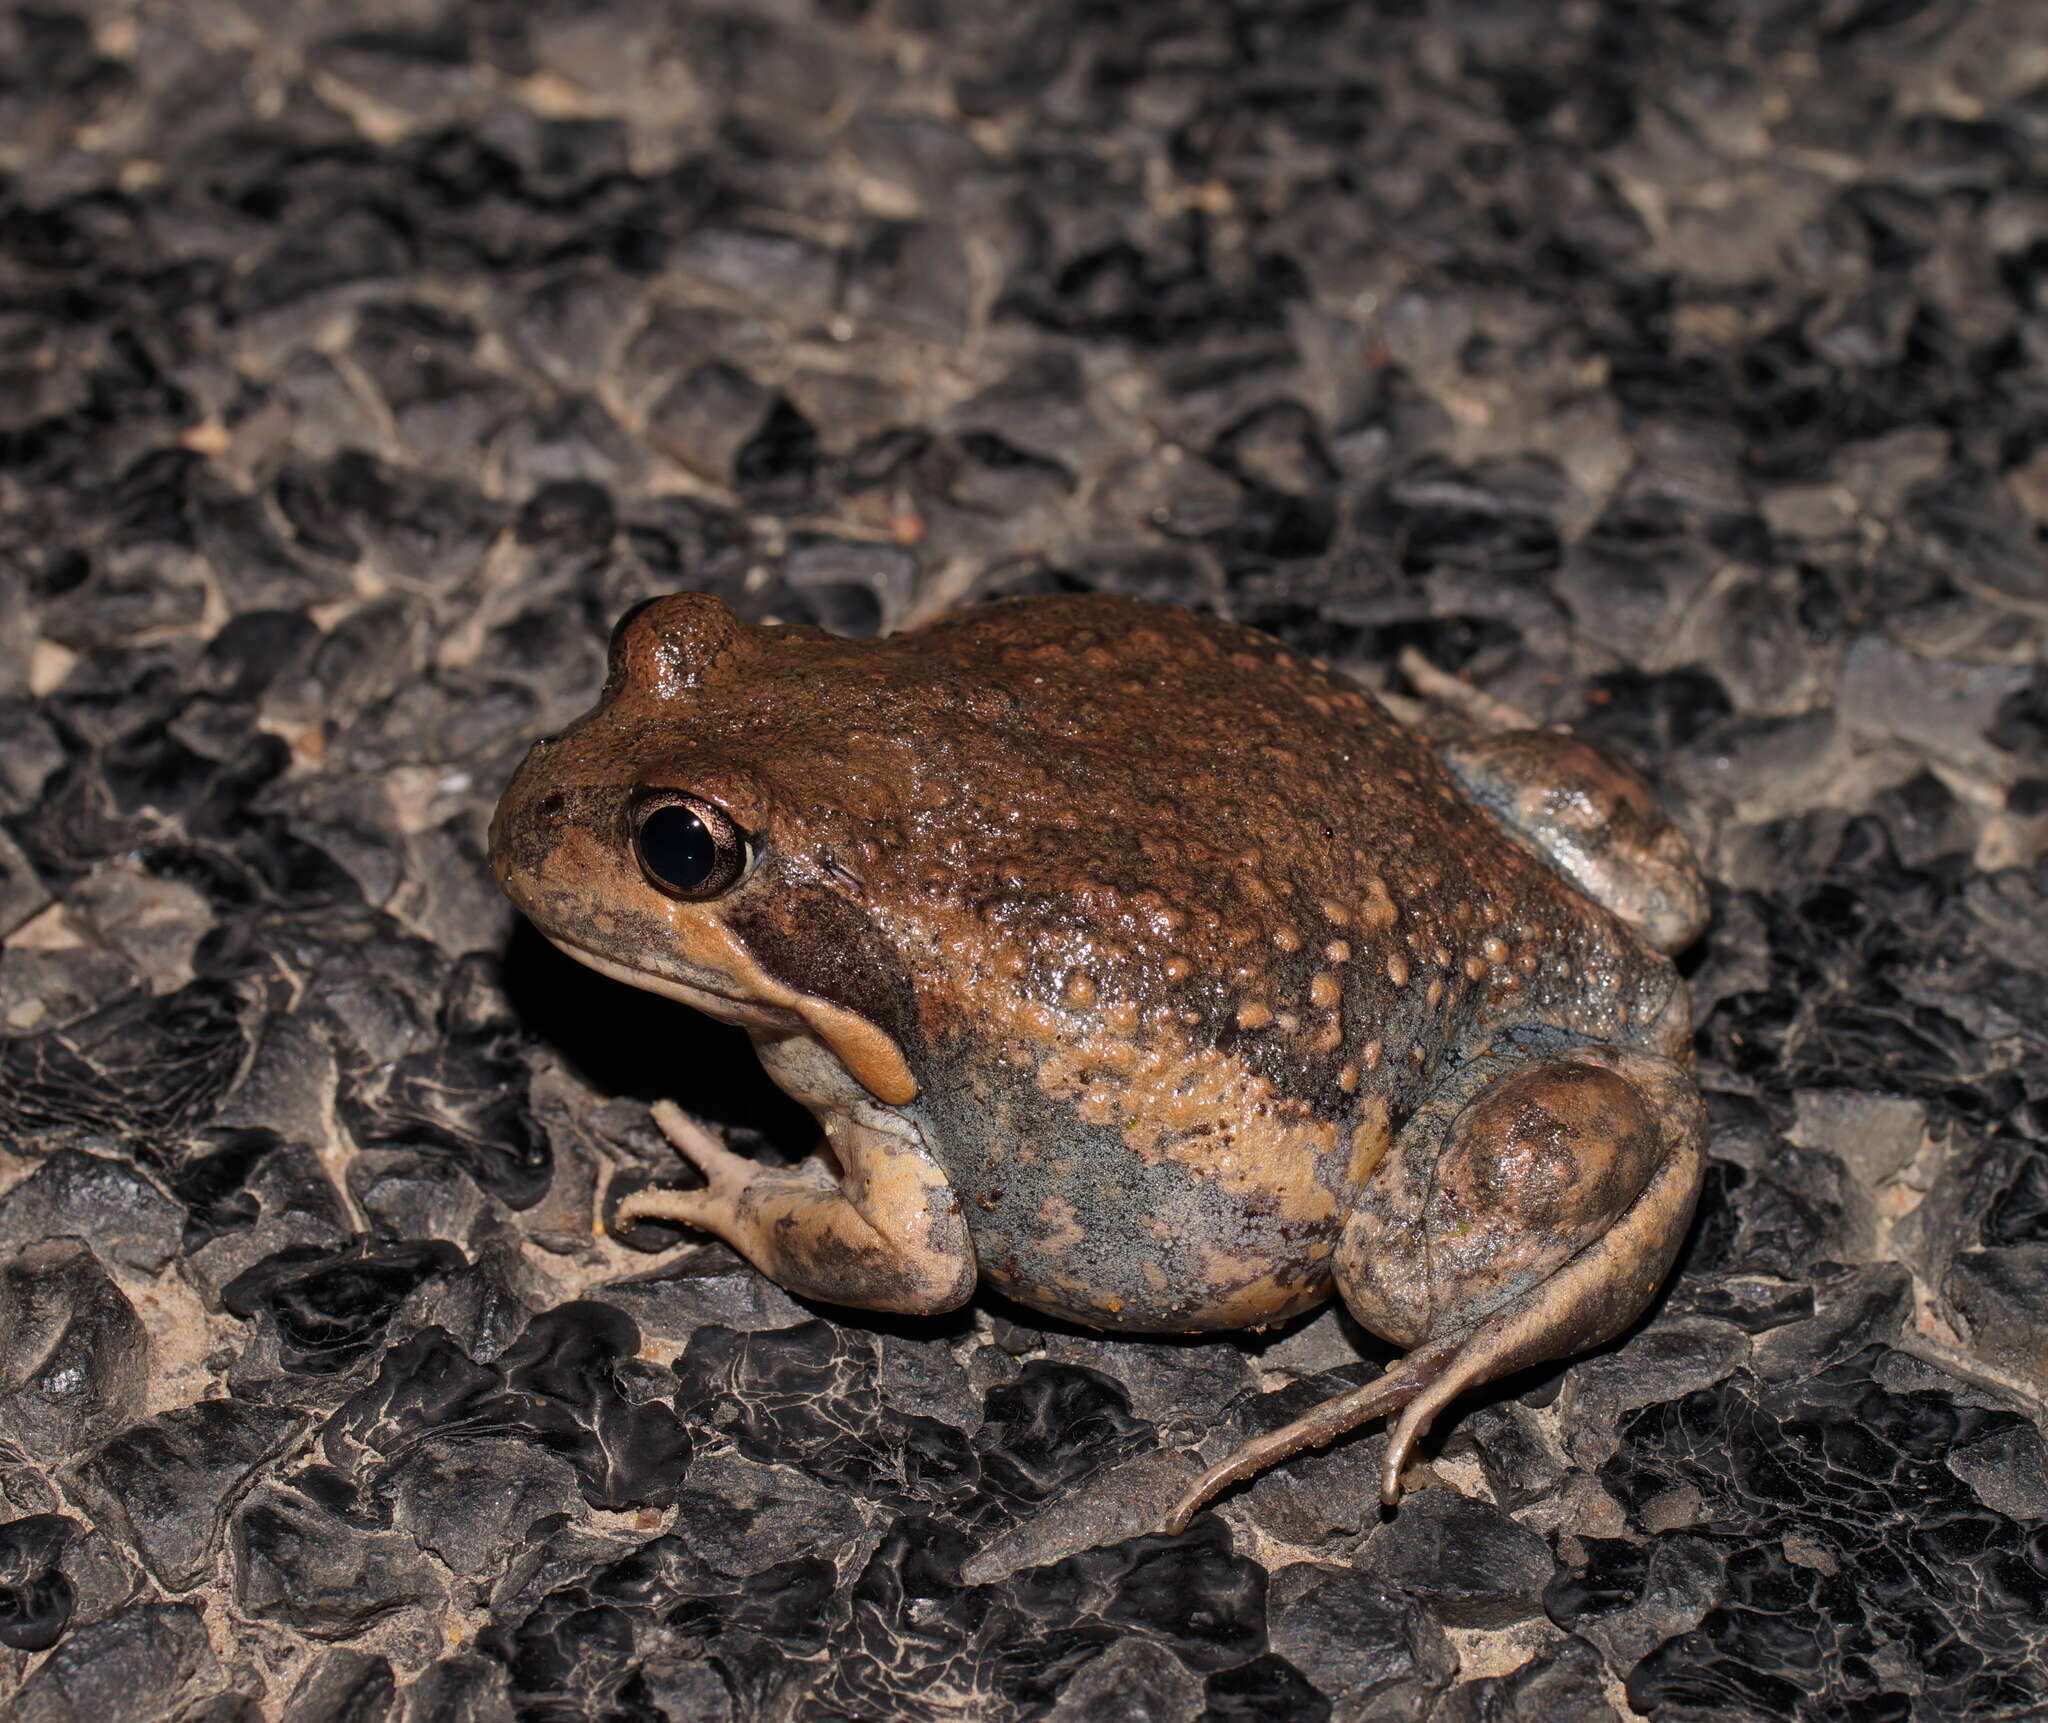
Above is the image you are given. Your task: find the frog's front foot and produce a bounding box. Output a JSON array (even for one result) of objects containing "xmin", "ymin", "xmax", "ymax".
[
  {"xmin": 1161, "ymin": 1044, "xmax": 1704, "ymax": 1533},
  {"xmin": 614, "ymin": 1099, "xmax": 977, "ymax": 1317},
  {"xmin": 614, "ymin": 1101, "xmax": 781, "ymax": 1221}
]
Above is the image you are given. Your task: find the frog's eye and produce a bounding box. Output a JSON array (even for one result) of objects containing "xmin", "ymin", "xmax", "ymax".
[{"xmin": 631, "ymin": 792, "xmax": 749, "ymax": 899}]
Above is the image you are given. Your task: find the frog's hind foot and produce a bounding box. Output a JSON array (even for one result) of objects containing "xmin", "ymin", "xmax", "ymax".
[
  {"xmin": 1160, "ymin": 1336, "xmax": 1459, "ymax": 1535},
  {"xmin": 1389, "ymin": 650, "xmax": 1708, "ymax": 956},
  {"xmin": 1160, "ymin": 1045, "xmax": 1705, "ymax": 1535}
]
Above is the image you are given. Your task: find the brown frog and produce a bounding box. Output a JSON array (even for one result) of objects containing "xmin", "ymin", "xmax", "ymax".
[{"xmin": 490, "ymin": 592, "xmax": 1709, "ymax": 1529}]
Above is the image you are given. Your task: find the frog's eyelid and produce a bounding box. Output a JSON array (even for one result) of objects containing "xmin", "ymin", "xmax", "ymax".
[{"xmin": 608, "ymin": 597, "xmax": 660, "ymax": 653}]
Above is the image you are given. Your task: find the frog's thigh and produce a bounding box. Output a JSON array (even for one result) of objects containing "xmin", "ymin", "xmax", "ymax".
[
  {"xmin": 1342, "ymin": 1041, "xmax": 1699, "ymax": 1334},
  {"xmin": 619, "ymin": 1101, "xmax": 976, "ymax": 1316},
  {"xmin": 1162, "ymin": 1044, "xmax": 1702, "ymax": 1531},
  {"xmin": 1438, "ymin": 731, "xmax": 1708, "ymax": 955}
]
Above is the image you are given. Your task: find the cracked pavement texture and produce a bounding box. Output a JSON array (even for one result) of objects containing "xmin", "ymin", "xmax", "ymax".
[{"xmin": 3, "ymin": 0, "xmax": 2048, "ymax": 1718}]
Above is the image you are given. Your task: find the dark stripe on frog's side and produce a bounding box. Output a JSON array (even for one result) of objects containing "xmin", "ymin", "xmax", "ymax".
[{"xmin": 725, "ymin": 878, "xmax": 923, "ymax": 1055}]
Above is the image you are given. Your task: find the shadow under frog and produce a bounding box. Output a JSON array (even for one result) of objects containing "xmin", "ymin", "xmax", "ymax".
[{"xmin": 490, "ymin": 591, "xmax": 1709, "ymax": 1531}]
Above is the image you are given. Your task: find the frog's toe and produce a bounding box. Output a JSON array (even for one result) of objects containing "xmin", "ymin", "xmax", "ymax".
[
  {"xmin": 1159, "ymin": 1336, "xmax": 1459, "ymax": 1534},
  {"xmin": 649, "ymin": 1100, "xmax": 755, "ymax": 1198},
  {"xmin": 616, "ymin": 1180, "xmax": 723, "ymax": 1233},
  {"xmin": 1396, "ymin": 645, "xmax": 1537, "ymax": 732}
]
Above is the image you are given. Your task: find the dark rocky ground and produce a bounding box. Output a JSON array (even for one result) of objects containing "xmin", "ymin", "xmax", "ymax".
[{"xmin": 2, "ymin": 0, "xmax": 2048, "ymax": 1717}]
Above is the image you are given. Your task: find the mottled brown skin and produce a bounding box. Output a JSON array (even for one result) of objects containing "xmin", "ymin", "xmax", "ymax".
[{"xmin": 489, "ymin": 591, "xmax": 1709, "ymax": 1526}]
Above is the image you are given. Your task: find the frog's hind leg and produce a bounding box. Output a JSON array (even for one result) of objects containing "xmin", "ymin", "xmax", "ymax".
[
  {"xmin": 1161, "ymin": 1044, "xmax": 1703, "ymax": 1532},
  {"xmin": 1436, "ymin": 729, "xmax": 1708, "ymax": 956},
  {"xmin": 618, "ymin": 1099, "xmax": 976, "ymax": 1316},
  {"xmin": 1391, "ymin": 647, "xmax": 1706, "ymax": 956}
]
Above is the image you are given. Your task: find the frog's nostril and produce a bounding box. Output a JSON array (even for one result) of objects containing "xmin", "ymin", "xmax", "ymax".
[{"xmin": 535, "ymin": 792, "xmax": 567, "ymax": 822}]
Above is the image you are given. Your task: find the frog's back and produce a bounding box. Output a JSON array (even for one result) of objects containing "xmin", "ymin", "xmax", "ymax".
[
  {"xmin": 883, "ymin": 596, "xmax": 1682, "ymax": 1107},
  {"xmin": 865, "ymin": 597, "xmax": 1681, "ymax": 1330}
]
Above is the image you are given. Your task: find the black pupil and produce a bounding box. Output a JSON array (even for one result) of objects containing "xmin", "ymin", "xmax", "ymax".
[{"xmin": 639, "ymin": 804, "xmax": 717, "ymax": 889}]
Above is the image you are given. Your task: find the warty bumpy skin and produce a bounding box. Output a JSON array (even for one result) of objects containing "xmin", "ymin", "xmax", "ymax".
[{"xmin": 490, "ymin": 591, "xmax": 1709, "ymax": 1524}]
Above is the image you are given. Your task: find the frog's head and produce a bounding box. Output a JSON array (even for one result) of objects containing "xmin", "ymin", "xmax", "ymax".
[{"xmin": 488, "ymin": 592, "xmax": 920, "ymax": 1105}]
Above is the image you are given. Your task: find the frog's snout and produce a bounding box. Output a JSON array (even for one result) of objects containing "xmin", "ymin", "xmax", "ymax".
[{"xmin": 488, "ymin": 758, "xmax": 592, "ymax": 910}]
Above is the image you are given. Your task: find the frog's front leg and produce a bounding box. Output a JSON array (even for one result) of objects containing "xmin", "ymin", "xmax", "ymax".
[
  {"xmin": 1163, "ymin": 1043, "xmax": 1703, "ymax": 1531},
  {"xmin": 617, "ymin": 1035, "xmax": 976, "ymax": 1316}
]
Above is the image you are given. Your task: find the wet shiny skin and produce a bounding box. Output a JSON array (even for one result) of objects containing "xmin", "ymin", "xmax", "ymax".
[{"xmin": 490, "ymin": 592, "xmax": 1710, "ymax": 1520}]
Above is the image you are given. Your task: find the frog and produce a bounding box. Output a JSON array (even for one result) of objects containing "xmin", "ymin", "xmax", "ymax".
[{"xmin": 489, "ymin": 590, "xmax": 1709, "ymax": 1531}]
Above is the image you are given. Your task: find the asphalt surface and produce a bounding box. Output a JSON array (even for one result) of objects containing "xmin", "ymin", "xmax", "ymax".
[{"xmin": 3, "ymin": 2, "xmax": 2048, "ymax": 1718}]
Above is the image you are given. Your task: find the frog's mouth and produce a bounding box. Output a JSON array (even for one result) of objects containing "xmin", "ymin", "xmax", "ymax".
[
  {"xmin": 542, "ymin": 933, "xmax": 791, "ymax": 1032},
  {"xmin": 540, "ymin": 931, "xmax": 919, "ymax": 1107}
]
